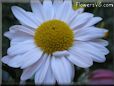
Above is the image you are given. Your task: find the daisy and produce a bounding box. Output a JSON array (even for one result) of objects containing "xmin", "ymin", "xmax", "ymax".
[{"xmin": 2, "ymin": 0, "xmax": 109, "ymax": 84}]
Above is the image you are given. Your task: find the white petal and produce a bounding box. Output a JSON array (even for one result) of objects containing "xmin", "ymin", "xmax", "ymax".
[
  {"xmin": 11, "ymin": 6, "xmax": 39, "ymax": 28},
  {"xmin": 53, "ymin": 0, "xmax": 63, "ymax": 5},
  {"xmin": 1, "ymin": 56, "xmax": 12, "ymax": 64},
  {"xmin": 75, "ymin": 26, "xmax": 108, "ymax": 41},
  {"xmin": 55, "ymin": 0, "xmax": 71, "ymax": 20},
  {"xmin": 83, "ymin": 17, "xmax": 102, "ymax": 28},
  {"xmin": 70, "ymin": 13, "xmax": 93, "ymax": 29},
  {"xmin": 51, "ymin": 56, "xmax": 73, "ymax": 84},
  {"xmin": 19, "ymin": 12, "xmax": 42, "ymax": 27},
  {"xmin": 68, "ymin": 48, "xmax": 93, "ymax": 68},
  {"xmin": 10, "ymin": 25, "xmax": 34, "ymax": 35},
  {"xmin": 43, "ymin": 0, "xmax": 54, "ymax": 20},
  {"xmin": 72, "ymin": 41, "xmax": 107, "ymax": 62},
  {"xmin": 8, "ymin": 55, "xmax": 22, "ymax": 68},
  {"xmin": 71, "ymin": 18, "xmax": 88, "ymax": 29},
  {"xmin": 74, "ymin": 12, "xmax": 93, "ymax": 22},
  {"xmin": 27, "ymin": 12, "xmax": 42, "ymax": 26},
  {"xmin": 53, "ymin": 0, "xmax": 63, "ymax": 10},
  {"xmin": 87, "ymin": 41, "xmax": 109, "ymax": 55},
  {"xmin": 4, "ymin": 25, "xmax": 33, "ymax": 42},
  {"xmin": 57, "ymin": 0, "xmax": 72, "ymax": 22},
  {"xmin": 91, "ymin": 39, "xmax": 109, "ymax": 46},
  {"xmin": 67, "ymin": 8, "xmax": 84, "ymax": 24},
  {"xmin": 21, "ymin": 48, "xmax": 43, "ymax": 69},
  {"xmin": 35, "ymin": 55, "xmax": 51, "ymax": 84},
  {"xmin": 53, "ymin": 50, "xmax": 69, "ymax": 57},
  {"xmin": 8, "ymin": 47, "xmax": 42, "ymax": 69},
  {"xmin": 53, "ymin": 0, "xmax": 63, "ymax": 18},
  {"xmin": 4, "ymin": 32, "xmax": 12, "ymax": 40},
  {"xmin": 30, "ymin": 0, "xmax": 44, "ymax": 22},
  {"xmin": 7, "ymin": 40, "xmax": 36, "ymax": 56},
  {"xmin": 43, "ymin": 61, "xmax": 56, "ymax": 84},
  {"xmin": 21, "ymin": 54, "xmax": 48, "ymax": 80},
  {"xmin": 4, "ymin": 31, "xmax": 33, "ymax": 42}
]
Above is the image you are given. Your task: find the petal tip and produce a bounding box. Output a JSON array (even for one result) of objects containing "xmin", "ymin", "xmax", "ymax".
[{"xmin": 11, "ymin": 6, "xmax": 18, "ymax": 12}]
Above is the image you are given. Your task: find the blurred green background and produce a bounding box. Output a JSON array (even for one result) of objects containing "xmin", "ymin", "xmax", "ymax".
[{"xmin": 2, "ymin": 1, "xmax": 114, "ymax": 85}]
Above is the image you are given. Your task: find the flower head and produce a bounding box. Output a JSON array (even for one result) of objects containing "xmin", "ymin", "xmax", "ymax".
[{"xmin": 2, "ymin": 0, "xmax": 109, "ymax": 84}]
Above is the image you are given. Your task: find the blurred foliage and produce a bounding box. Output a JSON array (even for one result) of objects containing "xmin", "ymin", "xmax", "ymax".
[{"xmin": 2, "ymin": 1, "xmax": 114, "ymax": 85}]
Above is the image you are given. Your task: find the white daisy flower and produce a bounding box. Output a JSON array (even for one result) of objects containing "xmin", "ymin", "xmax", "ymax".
[{"xmin": 2, "ymin": 0, "xmax": 109, "ymax": 84}]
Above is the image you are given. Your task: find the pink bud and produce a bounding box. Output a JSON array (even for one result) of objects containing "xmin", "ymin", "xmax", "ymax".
[{"xmin": 88, "ymin": 69, "xmax": 114, "ymax": 85}]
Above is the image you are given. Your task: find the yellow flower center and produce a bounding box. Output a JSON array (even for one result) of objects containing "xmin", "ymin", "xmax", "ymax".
[{"xmin": 34, "ymin": 20, "xmax": 74, "ymax": 54}]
